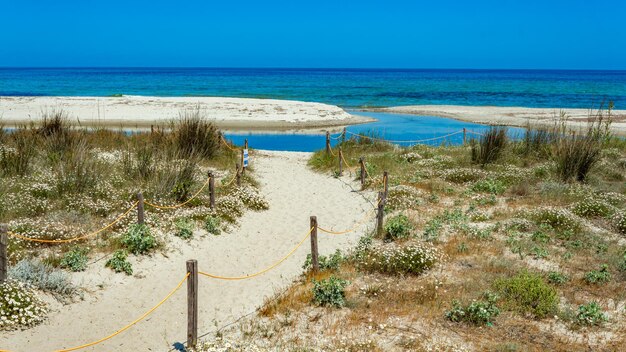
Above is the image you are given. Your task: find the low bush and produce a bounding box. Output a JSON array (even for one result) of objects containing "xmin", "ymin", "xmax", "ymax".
[
  {"xmin": 576, "ymin": 302, "xmax": 607, "ymax": 326},
  {"xmin": 471, "ymin": 178, "xmax": 507, "ymax": 195},
  {"xmin": 174, "ymin": 218, "xmax": 194, "ymax": 239},
  {"xmin": 358, "ymin": 243, "xmax": 441, "ymax": 275},
  {"xmin": 105, "ymin": 250, "xmax": 133, "ymax": 275},
  {"xmin": 585, "ymin": 264, "xmax": 611, "ymax": 284},
  {"xmin": 527, "ymin": 207, "xmax": 581, "ymax": 233},
  {"xmin": 547, "ymin": 271, "xmax": 569, "ymax": 285},
  {"xmin": 204, "ymin": 215, "xmax": 221, "ymax": 235},
  {"xmin": 0, "ymin": 279, "xmax": 48, "ymax": 330},
  {"xmin": 446, "ymin": 292, "xmax": 500, "ymax": 325},
  {"xmin": 494, "ymin": 271, "xmax": 558, "ymax": 319},
  {"xmin": 312, "ymin": 276, "xmax": 349, "ymax": 308},
  {"xmin": 613, "ymin": 211, "xmax": 626, "ymax": 235},
  {"xmin": 121, "ymin": 223, "xmax": 157, "ymax": 255},
  {"xmin": 571, "ymin": 198, "xmax": 613, "ymax": 218},
  {"xmin": 383, "ymin": 214, "xmax": 413, "ymax": 241},
  {"xmin": 303, "ymin": 249, "xmax": 343, "ymax": 271},
  {"xmin": 8, "ymin": 259, "xmax": 77, "ymax": 296},
  {"xmin": 230, "ymin": 186, "xmax": 269, "ymax": 211},
  {"xmin": 471, "ymin": 127, "xmax": 508, "ymax": 166},
  {"xmin": 60, "ymin": 246, "xmax": 89, "ymax": 272},
  {"xmin": 173, "ymin": 109, "xmax": 220, "ymax": 159}
]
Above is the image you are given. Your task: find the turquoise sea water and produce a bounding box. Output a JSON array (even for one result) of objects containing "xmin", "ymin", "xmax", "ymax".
[
  {"xmin": 1, "ymin": 68, "xmax": 625, "ymax": 109},
  {"xmin": 1, "ymin": 68, "xmax": 623, "ymax": 151}
]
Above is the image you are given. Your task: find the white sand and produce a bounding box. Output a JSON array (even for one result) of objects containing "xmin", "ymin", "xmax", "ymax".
[
  {"xmin": 0, "ymin": 151, "xmax": 375, "ymax": 351},
  {"xmin": 371, "ymin": 105, "xmax": 626, "ymax": 136},
  {"xmin": 0, "ymin": 96, "xmax": 370, "ymax": 129}
]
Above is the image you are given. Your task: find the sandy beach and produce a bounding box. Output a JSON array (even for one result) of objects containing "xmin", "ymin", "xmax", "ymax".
[
  {"xmin": 0, "ymin": 96, "xmax": 372, "ymax": 130},
  {"xmin": 0, "ymin": 151, "xmax": 375, "ymax": 352},
  {"xmin": 368, "ymin": 105, "xmax": 626, "ymax": 136}
]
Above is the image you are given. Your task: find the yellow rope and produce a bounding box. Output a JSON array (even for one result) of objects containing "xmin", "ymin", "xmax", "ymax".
[
  {"xmin": 198, "ymin": 227, "xmax": 314, "ymax": 280},
  {"xmin": 53, "ymin": 273, "xmax": 188, "ymax": 352},
  {"xmin": 144, "ymin": 175, "xmax": 211, "ymax": 210},
  {"xmin": 0, "ymin": 274, "xmax": 188, "ymax": 352},
  {"xmin": 328, "ymin": 147, "xmax": 337, "ymax": 157},
  {"xmin": 317, "ymin": 208, "xmax": 376, "ymax": 235},
  {"xmin": 220, "ymin": 134, "xmax": 239, "ymax": 151},
  {"xmin": 7, "ymin": 202, "xmax": 138, "ymax": 244},
  {"xmin": 346, "ymin": 130, "xmax": 463, "ymax": 144},
  {"xmin": 340, "ymin": 151, "xmax": 357, "ymax": 172}
]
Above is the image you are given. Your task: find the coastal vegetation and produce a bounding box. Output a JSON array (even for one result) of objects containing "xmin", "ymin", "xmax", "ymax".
[
  {"xmin": 0, "ymin": 109, "xmax": 267, "ymax": 330},
  {"xmin": 214, "ymin": 107, "xmax": 626, "ymax": 351}
]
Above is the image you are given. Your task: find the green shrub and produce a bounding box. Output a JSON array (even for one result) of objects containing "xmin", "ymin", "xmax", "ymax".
[
  {"xmin": 446, "ymin": 292, "xmax": 500, "ymax": 325},
  {"xmin": 0, "ymin": 279, "xmax": 48, "ymax": 330},
  {"xmin": 174, "ymin": 109, "xmax": 220, "ymax": 159},
  {"xmin": 572, "ymin": 198, "xmax": 613, "ymax": 218},
  {"xmin": 174, "ymin": 218, "xmax": 194, "ymax": 239},
  {"xmin": 303, "ymin": 249, "xmax": 344, "ymax": 271},
  {"xmin": 59, "ymin": 246, "xmax": 89, "ymax": 272},
  {"xmin": 312, "ymin": 276, "xmax": 349, "ymax": 308},
  {"xmin": 547, "ymin": 271, "xmax": 569, "ymax": 285},
  {"xmin": 585, "ymin": 264, "xmax": 611, "ymax": 284},
  {"xmin": 383, "ymin": 214, "xmax": 412, "ymax": 241},
  {"xmin": 471, "ymin": 127, "xmax": 508, "ymax": 166},
  {"xmin": 576, "ymin": 302, "xmax": 607, "ymax": 326},
  {"xmin": 471, "ymin": 178, "xmax": 507, "ymax": 195},
  {"xmin": 613, "ymin": 211, "xmax": 626, "ymax": 235},
  {"xmin": 105, "ymin": 250, "xmax": 133, "ymax": 275},
  {"xmin": 121, "ymin": 223, "xmax": 157, "ymax": 254},
  {"xmin": 8, "ymin": 259, "xmax": 77, "ymax": 296},
  {"xmin": 494, "ymin": 271, "xmax": 558, "ymax": 319},
  {"xmin": 204, "ymin": 215, "xmax": 221, "ymax": 235},
  {"xmin": 358, "ymin": 243, "xmax": 441, "ymax": 275},
  {"xmin": 528, "ymin": 208, "xmax": 580, "ymax": 233}
]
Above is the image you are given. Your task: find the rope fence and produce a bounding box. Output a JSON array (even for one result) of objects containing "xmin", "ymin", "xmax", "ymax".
[{"xmin": 0, "ymin": 130, "xmax": 402, "ymax": 351}]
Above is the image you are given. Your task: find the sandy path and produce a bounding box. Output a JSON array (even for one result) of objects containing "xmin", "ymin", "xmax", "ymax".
[{"xmin": 0, "ymin": 151, "xmax": 375, "ymax": 352}]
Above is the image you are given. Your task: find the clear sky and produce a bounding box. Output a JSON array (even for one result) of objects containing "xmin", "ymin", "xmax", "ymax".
[{"xmin": 1, "ymin": 0, "xmax": 625, "ymax": 69}]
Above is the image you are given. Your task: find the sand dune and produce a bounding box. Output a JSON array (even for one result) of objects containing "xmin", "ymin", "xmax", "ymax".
[
  {"xmin": 0, "ymin": 151, "xmax": 375, "ymax": 351},
  {"xmin": 0, "ymin": 96, "xmax": 371, "ymax": 130}
]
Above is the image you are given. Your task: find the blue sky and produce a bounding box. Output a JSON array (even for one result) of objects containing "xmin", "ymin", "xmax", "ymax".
[{"xmin": 1, "ymin": 0, "xmax": 624, "ymax": 69}]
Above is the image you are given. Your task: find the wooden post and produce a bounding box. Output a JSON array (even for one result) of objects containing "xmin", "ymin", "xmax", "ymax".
[
  {"xmin": 236, "ymin": 163, "xmax": 241, "ymax": 186},
  {"xmin": 325, "ymin": 131, "xmax": 331, "ymax": 156},
  {"xmin": 309, "ymin": 216, "xmax": 319, "ymax": 272},
  {"xmin": 463, "ymin": 128, "xmax": 467, "ymax": 145},
  {"xmin": 186, "ymin": 260, "xmax": 198, "ymax": 349},
  {"xmin": 338, "ymin": 148, "xmax": 343, "ymax": 176},
  {"xmin": 208, "ymin": 171, "xmax": 215, "ymax": 209},
  {"xmin": 376, "ymin": 191, "xmax": 385, "ymax": 237},
  {"xmin": 342, "ymin": 127, "xmax": 347, "ymax": 140},
  {"xmin": 136, "ymin": 193, "xmax": 145, "ymax": 225},
  {"xmin": 359, "ymin": 157, "xmax": 366, "ymax": 189},
  {"xmin": 240, "ymin": 149, "xmax": 245, "ymax": 176},
  {"xmin": 383, "ymin": 171, "xmax": 389, "ymax": 200},
  {"xmin": 0, "ymin": 224, "xmax": 7, "ymax": 283}
]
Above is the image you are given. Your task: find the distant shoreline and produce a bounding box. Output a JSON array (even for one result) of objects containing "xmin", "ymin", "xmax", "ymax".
[
  {"xmin": 363, "ymin": 105, "xmax": 626, "ymax": 136},
  {"xmin": 0, "ymin": 96, "xmax": 374, "ymax": 131}
]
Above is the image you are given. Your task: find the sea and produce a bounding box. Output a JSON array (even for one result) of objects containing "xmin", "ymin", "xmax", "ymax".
[{"xmin": 1, "ymin": 68, "xmax": 625, "ymax": 151}]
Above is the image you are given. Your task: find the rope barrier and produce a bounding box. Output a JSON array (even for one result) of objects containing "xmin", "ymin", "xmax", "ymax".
[
  {"xmin": 345, "ymin": 130, "xmax": 464, "ymax": 144},
  {"xmin": 144, "ymin": 175, "xmax": 211, "ymax": 210},
  {"xmin": 220, "ymin": 134, "xmax": 239, "ymax": 152},
  {"xmin": 328, "ymin": 146, "xmax": 337, "ymax": 157},
  {"xmin": 0, "ymin": 274, "xmax": 189, "ymax": 352},
  {"xmin": 317, "ymin": 208, "xmax": 376, "ymax": 235},
  {"xmin": 467, "ymin": 130, "xmax": 486, "ymax": 137},
  {"xmin": 6, "ymin": 202, "xmax": 138, "ymax": 244},
  {"xmin": 340, "ymin": 151, "xmax": 357, "ymax": 171},
  {"xmin": 198, "ymin": 227, "xmax": 314, "ymax": 280}
]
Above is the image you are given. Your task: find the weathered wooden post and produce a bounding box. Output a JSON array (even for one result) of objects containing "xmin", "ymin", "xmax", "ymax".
[
  {"xmin": 338, "ymin": 148, "xmax": 343, "ymax": 176},
  {"xmin": 325, "ymin": 131, "xmax": 331, "ymax": 155},
  {"xmin": 359, "ymin": 157, "xmax": 366, "ymax": 189},
  {"xmin": 342, "ymin": 127, "xmax": 347, "ymax": 140},
  {"xmin": 0, "ymin": 224, "xmax": 7, "ymax": 283},
  {"xmin": 136, "ymin": 193, "xmax": 145, "ymax": 225},
  {"xmin": 310, "ymin": 216, "xmax": 319, "ymax": 272},
  {"xmin": 236, "ymin": 163, "xmax": 242, "ymax": 186},
  {"xmin": 383, "ymin": 171, "xmax": 389, "ymax": 200},
  {"xmin": 463, "ymin": 128, "xmax": 467, "ymax": 145},
  {"xmin": 241, "ymin": 139, "xmax": 248, "ymax": 175},
  {"xmin": 186, "ymin": 259, "xmax": 198, "ymax": 349},
  {"xmin": 208, "ymin": 171, "xmax": 215, "ymax": 209},
  {"xmin": 376, "ymin": 191, "xmax": 385, "ymax": 237}
]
